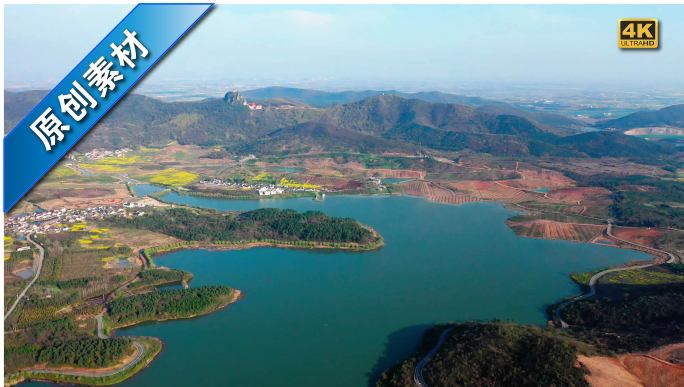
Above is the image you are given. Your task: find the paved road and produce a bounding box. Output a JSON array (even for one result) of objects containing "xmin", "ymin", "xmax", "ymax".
[
  {"xmin": 554, "ymin": 222, "xmax": 676, "ymax": 328},
  {"xmin": 96, "ymin": 313, "xmax": 108, "ymax": 339},
  {"xmin": 4, "ymin": 234, "xmax": 44, "ymax": 321},
  {"xmin": 607, "ymin": 222, "xmax": 677, "ymax": 264},
  {"xmin": 27, "ymin": 341, "xmax": 145, "ymax": 378},
  {"xmin": 414, "ymin": 327, "xmax": 454, "ymax": 387}
]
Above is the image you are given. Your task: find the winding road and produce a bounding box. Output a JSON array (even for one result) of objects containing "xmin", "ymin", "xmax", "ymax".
[
  {"xmin": 554, "ymin": 222, "xmax": 677, "ymax": 328},
  {"xmin": 4, "ymin": 234, "xmax": 44, "ymax": 321},
  {"xmin": 27, "ymin": 341, "xmax": 145, "ymax": 379},
  {"xmin": 413, "ymin": 221, "xmax": 680, "ymax": 386},
  {"xmin": 414, "ymin": 327, "xmax": 454, "ymax": 387}
]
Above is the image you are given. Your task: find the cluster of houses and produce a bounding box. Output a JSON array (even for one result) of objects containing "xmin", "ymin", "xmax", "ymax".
[
  {"xmin": 367, "ymin": 176, "xmax": 387, "ymax": 191},
  {"xmin": 5, "ymin": 205, "xmax": 147, "ymax": 236},
  {"xmin": 72, "ymin": 148, "xmax": 132, "ymax": 161},
  {"xmin": 198, "ymin": 178, "xmax": 314, "ymax": 196},
  {"xmin": 258, "ymin": 186, "xmax": 285, "ymax": 196},
  {"xmin": 246, "ymin": 102, "xmax": 264, "ymax": 110}
]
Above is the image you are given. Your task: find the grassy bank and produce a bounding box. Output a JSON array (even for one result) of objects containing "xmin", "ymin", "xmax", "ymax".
[
  {"xmin": 6, "ymin": 337, "xmax": 162, "ymax": 386},
  {"xmin": 143, "ymin": 234, "xmax": 384, "ymax": 265}
]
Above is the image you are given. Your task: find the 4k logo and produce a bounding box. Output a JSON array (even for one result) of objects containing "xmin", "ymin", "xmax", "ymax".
[{"xmin": 619, "ymin": 18, "xmax": 658, "ymax": 49}]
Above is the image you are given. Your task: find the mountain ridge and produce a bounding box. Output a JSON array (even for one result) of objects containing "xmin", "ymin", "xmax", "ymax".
[
  {"xmin": 597, "ymin": 104, "xmax": 684, "ymax": 130},
  {"xmin": 4, "ymin": 89, "xmax": 676, "ymax": 159}
]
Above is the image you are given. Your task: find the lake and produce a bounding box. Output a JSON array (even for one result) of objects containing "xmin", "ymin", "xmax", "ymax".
[{"xmin": 26, "ymin": 186, "xmax": 649, "ymax": 387}]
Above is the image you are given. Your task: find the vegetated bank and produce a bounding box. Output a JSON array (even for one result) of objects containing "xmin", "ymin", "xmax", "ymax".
[
  {"xmin": 106, "ymin": 207, "xmax": 384, "ymax": 256},
  {"xmin": 377, "ymin": 322, "xmax": 591, "ymax": 387},
  {"xmin": 107, "ymin": 285, "xmax": 240, "ymax": 329},
  {"xmin": 6, "ymin": 337, "xmax": 162, "ymax": 386},
  {"xmin": 377, "ymin": 263, "xmax": 684, "ymax": 386},
  {"xmin": 5, "ymin": 207, "xmax": 382, "ymax": 386},
  {"xmin": 559, "ymin": 263, "xmax": 684, "ymax": 354}
]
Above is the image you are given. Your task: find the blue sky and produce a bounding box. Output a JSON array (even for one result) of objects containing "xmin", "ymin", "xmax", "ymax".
[{"xmin": 5, "ymin": 4, "xmax": 684, "ymax": 90}]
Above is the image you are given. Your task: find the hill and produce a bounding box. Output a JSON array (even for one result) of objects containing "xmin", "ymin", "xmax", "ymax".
[
  {"xmin": 233, "ymin": 121, "xmax": 414, "ymax": 155},
  {"xmin": 597, "ymin": 104, "xmax": 684, "ymax": 130},
  {"xmin": 5, "ymin": 90, "xmax": 321, "ymax": 149},
  {"xmin": 377, "ymin": 322, "xmax": 588, "ymax": 387},
  {"xmin": 242, "ymin": 86, "xmax": 491, "ymax": 108},
  {"xmin": 234, "ymin": 95, "xmax": 565, "ymax": 156},
  {"xmin": 555, "ymin": 131, "xmax": 675, "ymax": 158},
  {"xmin": 476, "ymin": 102, "xmax": 587, "ymax": 135},
  {"xmin": 243, "ymin": 87, "xmax": 586, "ymax": 133},
  {"xmin": 4, "ymin": 90, "xmax": 48, "ymax": 131},
  {"xmin": 5, "ymin": 89, "xmax": 676, "ymax": 159}
]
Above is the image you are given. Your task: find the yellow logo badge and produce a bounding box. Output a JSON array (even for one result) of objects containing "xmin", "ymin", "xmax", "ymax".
[{"xmin": 618, "ymin": 18, "xmax": 658, "ymax": 49}]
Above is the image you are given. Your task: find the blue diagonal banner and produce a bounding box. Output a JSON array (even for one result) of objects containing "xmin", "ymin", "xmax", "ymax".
[{"xmin": 3, "ymin": 3, "xmax": 213, "ymax": 212}]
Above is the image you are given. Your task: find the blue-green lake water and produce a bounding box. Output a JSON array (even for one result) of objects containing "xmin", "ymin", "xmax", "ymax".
[{"xmin": 26, "ymin": 186, "xmax": 649, "ymax": 386}]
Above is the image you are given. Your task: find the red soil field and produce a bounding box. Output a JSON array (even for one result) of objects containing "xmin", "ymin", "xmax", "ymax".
[
  {"xmin": 503, "ymin": 168, "xmax": 574, "ymax": 190},
  {"xmin": 612, "ymin": 227, "xmax": 665, "ymax": 248},
  {"xmin": 508, "ymin": 220, "xmax": 605, "ymax": 242},
  {"xmin": 548, "ymin": 187, "xmax": 612, "ymax": 204},
  {"xmin": 581, "ymin": 343, "xmax": 684, "ymax": 387},
  {"xmin": 448, "ymin": 180, "xmax": 541, "ymax": 203},
  {"xmin": 293, "ymin": 174, "xmax": 363, "ymax": 191},
  {"xmin": 400, "ymin": 180, "xmax": 480, "ymax": 205},
  {"xmin": 369, "ymin": 168, "xmax": 426, "ymax": 179}
]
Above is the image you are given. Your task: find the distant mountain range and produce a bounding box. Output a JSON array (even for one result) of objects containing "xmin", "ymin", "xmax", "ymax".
[
  {"xmin": 242, "ymin": 86, "xmax": 491, "ymax": 107},
  {"xmin": 4, "ymin": 89, "xmax": 677, "ymax": 159},
  {"xmin": 243, "ymin": 86, "xmax": 587, "ymax": 135},
  {"xmin": 596, "ymin": 104, "xmax": 684, "ymax": 130}
]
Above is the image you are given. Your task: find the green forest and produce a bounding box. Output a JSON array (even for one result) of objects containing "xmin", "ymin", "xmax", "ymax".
[
  {"xmin": 562, "ymin": 284, "xmax": 684, "ymax": 353},
  {"xmin": 377, "ymin": 323, "xmax": 588, "ymax": 387},
  {"xmin": 129, "ymin": 268, "xmax": 189, "ymax": 289},
  {"xmin": 567, "ymin": 173, "xmax": 684, "ymax": 228},
  {"xmin": 36, "ymin": 337, "xmax": 131, "ymax": 368},
  {"xmin": 108, "ymin": 286, "xmax": 234, "ymax": 326},
  {"xmin": 108, "ymin": 207, "xmax": 375, "ymax": 244}
]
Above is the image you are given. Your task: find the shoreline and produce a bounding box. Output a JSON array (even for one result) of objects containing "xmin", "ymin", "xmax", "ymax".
[
  {"xmin": 110, "ymin": 289, "xmax": 243, "ymax": 332},
  {"xmin": 6, "ymin": 337, "xmax": 163, "ymax": 387},
  {"xmin": 11, "ymin": 190, "xmax": 672, "ymax": 386},
  {"xmin": 141, "ymin": 232, "xmax": 385, "ymax": 266}
]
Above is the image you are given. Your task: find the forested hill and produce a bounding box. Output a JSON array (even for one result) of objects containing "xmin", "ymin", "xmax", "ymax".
[
  {"xmin": 377, "ymin": 323, "xmax": 588, "ymax": 387},
  {"xmin": 5, "ymin": 89, "xmax": 676, "ymax": 159},
  {"xmin": 242, "ymin": 86, "xmax": 585, "ymax": 133},
  {"xmin": 242, "ymin": 86, "xmax": 492, "ymax": 108},
  {"xmin": 236, "ymin": 95, "xmax": 675, "ymax": 158},
  {"xmin": 4, "ymin": 90, "xmax": 322, "ymax": 148},
  {"xmin": 596, "ymin": 104, "xmax": 684, "ymax": 130},
  {"xmin": 107, "ymin": 207, "xmax": 379, "ymax": 246}
]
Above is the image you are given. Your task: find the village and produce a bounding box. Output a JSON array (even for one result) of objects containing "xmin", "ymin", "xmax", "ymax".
[
  {"xmin": 68, "ymin": 148, "xmax": 133, "ymax": 161},
  {"xmin": 198, "ymin": 178, "xmax": 323, "ymax": 196},
  {"xmin": 4, "ymin": 203, "xmax": 148, "ymax": 236}
]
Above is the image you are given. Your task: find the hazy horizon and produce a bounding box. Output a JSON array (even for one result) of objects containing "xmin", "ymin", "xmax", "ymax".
[{"xmin": 5, "ymin": 4, "xmax": 684, "ymax": 93}]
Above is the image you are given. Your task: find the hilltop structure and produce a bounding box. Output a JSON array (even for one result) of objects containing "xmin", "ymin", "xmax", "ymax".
[{"xmin": 224, "ymin": 90, "xmax": 263, "ymax": 110}]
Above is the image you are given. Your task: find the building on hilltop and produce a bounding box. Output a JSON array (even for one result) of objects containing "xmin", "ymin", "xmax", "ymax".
[{"xmin": 224, "ymin": 90, "xmax": 263, "ymax": 110}]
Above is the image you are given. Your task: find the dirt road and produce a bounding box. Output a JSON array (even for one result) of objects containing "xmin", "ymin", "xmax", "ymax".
[{"xmin": 4, "ymin": 234, "xmax": 44, "ymax": 321}]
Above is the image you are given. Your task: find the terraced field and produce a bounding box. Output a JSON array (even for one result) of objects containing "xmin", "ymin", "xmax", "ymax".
[
  {"xmin": 370, "ymin": 168, "xmax": 426, "ymax": 179},
  {"xmin": 508, "ymin": 220, "xmax": 606, "ymax": 242},
  {"xmin": 447, "ymin": 180, "xmax": 543, "ymax": 203},
  {"xmin": 399, "ymin": 180, "xmax": 480, "ymax": 205}
]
